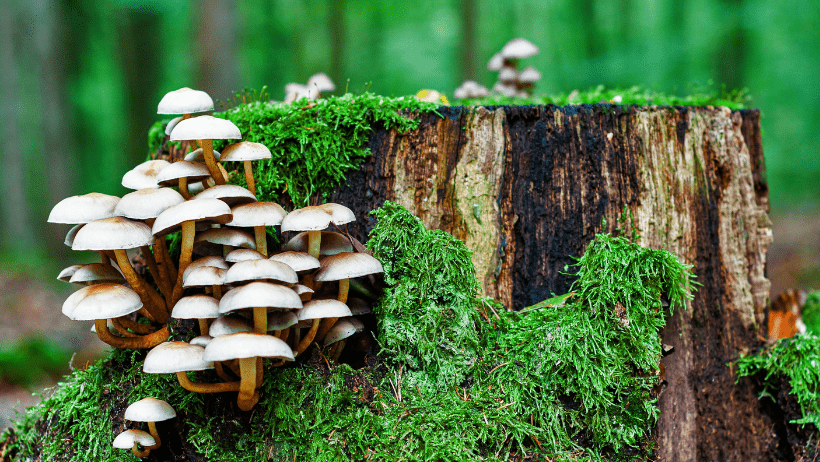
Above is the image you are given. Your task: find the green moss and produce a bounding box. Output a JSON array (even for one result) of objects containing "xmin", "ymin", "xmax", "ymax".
[
  {"xmin": 735, "ymin": 334, "xmax": 820, "ymax": 428},
  {"xmin": 802, "ymin": 291, "xmax": 820, "ymax": 335},
  {"xmin": 4, "ymin": 205, "xmax": 695, "ymax": 462}
]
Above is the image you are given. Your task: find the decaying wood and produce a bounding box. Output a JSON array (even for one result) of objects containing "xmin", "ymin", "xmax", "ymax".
[{"xmin": 332, "ymin": 104, "xmax": 774, "ymax": 461}]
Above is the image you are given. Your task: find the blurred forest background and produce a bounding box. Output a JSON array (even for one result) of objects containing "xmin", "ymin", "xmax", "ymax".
[{"xmin": 0, "ymin": 0, "xmax": 818, "ymax": 427}]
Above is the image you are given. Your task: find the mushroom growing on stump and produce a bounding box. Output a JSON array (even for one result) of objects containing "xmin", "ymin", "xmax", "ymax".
[
  {"xmin": 294, "ymin": 299, "xmax": 352, "ymax": 357},
  {"xmin": 72, "ymin": 217, "xmax": 169, "ymax": 322},
  {"xmin": 220, "ymin": 141, "xmax": 272, "ymax": 197},
  {"xmin": 122, "ymin": 160, "xmax": 170, "ymax": 190},
  {"xmin": 123, "ymin": 397, "xmax": 176, "ymax": 451},
  {"xmin": 170, "ymin": 115, "xmax": 241, "ymax": 185},
  {"xmin": 152, "ymin": 198, "xmax": 232, "ymax": 305},
  {"xmin": 143, "ymin": 341, "xmax": 241, "ymax": 393},
  {"xmin": 157, "ymin": 87, "xmax": 215, "ymax": 156},
  {"xmin": 48, "ymin": 192, "xmax": 120, "ymax": 265},
  {"xmin": 203, "ymin": 332, "xmax": 294, "ymax": 411},
  {"xmin": 113, "ymin": 429, "xmax": 155, "ymax": 458},
  {"xmin": 63, "ymin": 283, "xmax": 169, "ymax": 349},
  {"xmin": 313, "ymin": 252, "xmax": 383, "ymax": 340},
  {"xmin": 226, "ymin": 201, "xmax": 286, "ymax": 257}
]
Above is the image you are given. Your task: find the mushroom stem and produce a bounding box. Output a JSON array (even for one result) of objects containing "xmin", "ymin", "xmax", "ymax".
[
  {"xmin": 237, "ymin": 357, "xmax": 259, "ymax": 411},
  {"xmin": 113, "ymin": 249, "xmax": 168, "ymax": 322},
  {"xmin": 159, "ymin": 236, "xmax": 177, "ymax": 283},
  {"xmin": 131, "ymin": 444, "xmax": 150, "ymax": 458},
  {"xmin": 243, "ymin": 160, "xmax": 256, "ymax": 196},
  {"xmin": 200, "ymin": 139, "xmax": 226, "ymax": 185},
  {"xmin": 294, "ymin": 319, "xmax": 320, "ymax": 356},
  {"xmin": 316, "ymin": 317, "xmax": 339, "ymax": 343},
  {"xmin": 171, "ymin": 221, "xmax": 196, "ymax": 304},
  {"xmin": 254, "ymin": 226, "xmax": 267, "ymax": 257},
  {"xmin": 109, "ymin": 318, "xmax": 139, "ymax": 337},
  {"xmin": 307, "ymin": 230, "xmax": 322, "ymax": 259},
  {"xmin": 214, "ymin": 362, "xmax": 233, "ymax": 381},
  {"xmin": 330, "ymin": 339, "xmax": 346, "ymax": 363},
  {"xmin": 146, "ymin": 422, "xmax": 161, "ymax": 450},
  {"xmin": 114, "ymin": 316, "xmax": 157, "ymax": 335},
  {"xmin": 140, "ymin": 245, "xmax": 170, "ymax": 299},
  {"xmin": 94, "ymin": 320, "xmax": 169, "ymax": 349},
  {"xmin": 175, "ymin": 371, "xmax": 241, "ymax": 393},
  {"xmin": 253, "ymin": 307, "xmax": 267, "ymax": 334},
  {"xmin": 212, "ymin": 285, "xmax": 222, "ymax": 299},
  {"xmin": 198, "ymin": 318, "xmax": 210, "ymax": 336},
  {"xmin": 178, "ymin": 177, "xmax": 192, "ymax": 200},
  {"xmin": 337, "ymin": 278, "xmax": 350, "ymax": 304}
]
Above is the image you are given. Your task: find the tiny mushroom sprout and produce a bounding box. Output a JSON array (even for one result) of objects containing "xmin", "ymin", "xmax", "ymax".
[
  {"xmin": 113, "ymin": 429, "xmax": 155, "ymax": 458},
  {"xmin": 172, "ymin": 294, "xmax": 220, "ymax": 336},
  {"xmin": 152, "ymin": 198, "xmax": 232, "ymax": 304},
  {"xmin": 227, "ymin": 201, "xmax": 287, "ymax": 257},
  {"xmin": 72, "ymin": 217, "xmax": 169, "ymax": 322},
  {"xmin": 220, "ymin": 141, "xmax": 272, "ymax": 196},
  {"xmin": 203, "ymin": 332, "xmax": 295, "ymax": 411},
  {"xmin": 170, "ymin": 115, "xmax": 241, "ymax": 185},
  {"xmin": 123, "ymin": 397, "xmax": 176, "ymax": 451},
  {"xmin": 63, "ymin": 283, "xmax": 169, "ymax": 349},
  {"xmin": 143, "ymin": 341, "xmax": 240, "ymax": 393},
  {"xmin": 313, "ymin": 252, "xmax": 383, "ymax": 340},
  {"xmin": 294, "ymin": 298, "xmax": 352, "ymax": 357},
  {"xmin": 156, "ymin": 160, "xmax": 211, "ymax": 200},
  {"xmin": 324, "ymin": 317, "xmax": 365, "ymax": 362},
  {"xmin": 122, "ymin": 160, "xmax": 170, "ymax": 190}
]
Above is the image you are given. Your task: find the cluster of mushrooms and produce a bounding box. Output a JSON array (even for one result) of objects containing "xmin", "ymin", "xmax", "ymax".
[
  {"xmin": 113, "ymin": 397, "xmax": 176, "ymax": 457},
  {"xmin": 487, "ymin": 38, "xmax": 542, "ymax": 98},
  {"xmin": 282, "ymin": 72, "xmax": 336, "ymax": 103},
  {"xmin": 50, "ymin": 87, "xmax": 382, "ymax": 433}
]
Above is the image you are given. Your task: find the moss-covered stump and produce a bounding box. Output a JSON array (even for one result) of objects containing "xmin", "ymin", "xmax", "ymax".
[{"xmin": 330, "ymin": 104, "xmax": 773, "ymax": 460}]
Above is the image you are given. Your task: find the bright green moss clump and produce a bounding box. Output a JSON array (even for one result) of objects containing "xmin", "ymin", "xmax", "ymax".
[{"xmin": 3, "ymin": 204, "xmax": 696, "ymax": 462}]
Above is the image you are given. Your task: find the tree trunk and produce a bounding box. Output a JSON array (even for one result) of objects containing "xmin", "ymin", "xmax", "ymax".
[{"xmin": 331, "ymin": 104, "xmax": 774, "ymax": 461}]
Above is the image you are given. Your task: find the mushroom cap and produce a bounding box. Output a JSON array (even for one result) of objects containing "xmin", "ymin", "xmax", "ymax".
[
  {"xmin": 316, "ymin": 203, "xmax": 355, "ymax": 225},
  {"xmin": 227, "ymin": 202, "xmax": 286, "ymax": 227},
  {"xmin": 498, "ymin": 67, "xmax": 518, "ymax": 83},
  {"xmin": 224, "ymin": 259, "xmax": 298, "ymax": 285},
  {"xmin": 203, "ymin": 332, "xmax": 295, "ymax": 362},
  {"xmin": 492, "ymin": 82, "xmax": 517, "ymax": 97},
  {"xmin": 72, "ymin": 217, "xmax": 154, "ymax": 251},
  {"xmin": 225, "ymin": 248, "xmax": 266, "ymax": 263},
  {"xmin": 267, "ymin": 311, "xmax": 298, "ymax": 331},
  {"xmin": 314, "ymin": 252, "xmax": 384, "ymax": 281},
  {"xmin": 182, "ymin": 265, "xmax": 227, "ymax": 288},
  {"xmin": 297, "ymin": 299, "xmax": 352, "ymax": 321},
  {"xmin": 323, "ymin": 317, "xmax": 365, "ymax": 345},
  {"xmin": 113, "ymin": 429, "xmax": 156, "ymax": 450},
  {"xmin": 165, "ymin": 116, "xmax": 183, "ymax": 136},
  {"xmin": 152, "ymin": 199, "xmax": 232, "ymax": 236},
  {"xmin": 347, "ymin": 297, "xmax": 372, "ymax": 316},
  {"xmin": 57, "ymin": 264, "xmax": 83, "ymax": 282},
  {"xmin": 124, "ymin": 397, "xmax": 176, "ymax": 422},
  {"xmin": 193, "ymin": 228, "xmax": 256, "ymax": 256},
  {"xmin": 192, "ymin": 184, "xmax": 256, "ymax": 206},
  {"xmin": 268, "ymin": 251, "xmax": 320, "ymax": 273},
  {"xmin": 114, "ymin": 188, "xmax": 185, "ymax": 220},
  {"xmin": 171, "ymin": 294, "xmax": 220, "ymax": 319},
  {"xmin": 284, "ymin": 83, "xmax": 309, "ymax": 103},
  {"xmin": 500, "ymin": 38, "xmax": 539, "ymax": 59},
  {"xmin": 292, "ymin": 284, "xmax": 314, "ymax": 296},
  {"xmin": 68, "ymin": 263, "xmax": 125, "ymax": 285},
  {"xmin": 307, "ymin": 73, "xmax": 335, "ymax": 92},
  {"xmin": 220, "ymin": 141, "xmax": 272, "ymax": 162},
  {"xmin": 487, "ymin": 52, "xmax": 504, "ymax": 71},
  {"xmin": 518, "ymin": 66, "xmax": 542, "ymax": 83},
  {"xmin": 48, "ymin": 193, "xmax": 120, "ymax": 224},
  {"xmin": 190, "ymin": 335, "xmax": 213, "ymax": 347},
  {"xmin": 156, "ymin": 161, "xmax": 211, "ymax": 185},
  {"xmin": 184, "ymin": 148, "xmax": 221, "ymax": 163},
  {"xmin": 181, "ymin": 256, "xmax": 228, "ymax": 281},
  {"xmin": 63, "ymin": 283, "xmax": 143, "ymax": 320},
  {"xmin": 280, "ymin": 207, "xmax": 331, "ymax": 232},
  {"xmin": 64, "ymin": 224, "xmax": 84, "ymax": 247},
  {"xmin": 157, "ymin": 87, "xmax": 214, "ymax": 115},
  {"xmin": 284, "ymin": 231, "xmax": 353, "ymax": 256},
  {"xmin": 209, "ymin": 314, "xmax": 253, "ymax": 337},
  {"xmin": 218, "ymin": 281, "xmax": 302, "ymax": 313},
  {"xmin": 122, "ymin": 160, "xmax": 170, "ymax": 190},
  {"xmin": 170, "ymin": 115, "xmax": 241, "ymax": 141},
  {"xmin": 454, "ymin": 80, "xmax": 489, "ymax": 99},
  {"xmin": 143, "ymin": 341, "xmax": 214, "ymax": 373}
]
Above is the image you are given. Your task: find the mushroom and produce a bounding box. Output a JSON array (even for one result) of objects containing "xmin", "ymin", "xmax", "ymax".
[
  {"xmin": 293, "ymin": 299, "xmax": 352, "ymax": 357},
  {"xmin": 324, "ymin": 317, "xmax": 365, "ymax": 362},
  {"xmin": 203, "ymin": 332, "xmax": 294, "ymax": 410},
  {"xmin": 156, "ymin": 160, "xmax": 211, "ymax": 200},
  {"xmin": 157, "ymin": 87, "xmax": 215, "ymax": 156},
  {"xmin": 218, "ymin": 280, "xmax": 301, "ymax": 335},
  {"xmin": 192, "ymin": 184, "xmax": 256, "ymax": 206},
  {"xmin": 209, "ymin": 313, "xmax": 253, "ymax": 337},
  {"xmin": 193, "ymin": 227, "xmax": 256, "ymax": 257},
  {"xmin": 226, "ymin": 201, "xmax": 286, "ymax": 257},
  {"xmin": 453, "ymin": 80, "xmax": 489, "ymax": 99},
  {"xmin": 313, "ymin": 252, "xmax": 383, "ymax": 340},
  {"xmin": 152, "ymin": 198, "xmax": 232, "ymax": 304},
  {"xmin": 113, "ymin": 429, "xmax": 155, "ymax": 458},
  {"xmin": 283, "ymin": 231, "xmax": 353, "ymax": 257},
  {"xmin": 122, "ymin": 160, "xmax": 170, "ymax": 190},
  {"xmin": 306, "ymin": 73, "xmax": 335, "ymax": 99},
  {"xmin": 170, "ymin": 115, "xmax": 241, "ymax": 185},
  {"xmin": 172, "ymin": 295, "xmax": 220, "ymax": 336},
  {"xmin": 281, "ymin": 203, "xmax": 355, "ymax": 260},
  {"xmin": 123, "ymin": 397, "xmax": 176, "ymax": 451},
  {"xmin": 220, "ymin": 141, "xmax": 272, "ymax": 196},
  {"xmin": 67, "ymin": 263, "xmax": 125, "ymax": 285},
  {"xmin": 284, "ymin": 83, "xmax": 309, "ymax": 103},
  {"xmin": 143, "ymin": 341, "xmax": 240, "ymax": 393},
  {"xmin": 57, "ymin": 264, "xmax": 83, "ymax": 283},
  {"xmin": 225, "ymin": 248, "xmax": 266, "ymax": 263},
  {"xmin": 182, "ymin": 265, "xmax": 227, "ymax": 299},
  {"xmin": 48, "ymin": 192, "xmax": 120, "ymax": 265}
]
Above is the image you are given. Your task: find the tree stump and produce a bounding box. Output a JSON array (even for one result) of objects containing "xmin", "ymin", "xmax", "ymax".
[{"xmin": 331, "ymin": 104, "xmax": 774, "ymax": 461}]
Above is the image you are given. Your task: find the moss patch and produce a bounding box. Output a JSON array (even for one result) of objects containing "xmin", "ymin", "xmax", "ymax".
[{"xmin": 3, "ymin": 203, "xmax": 695, "ymax": 462}]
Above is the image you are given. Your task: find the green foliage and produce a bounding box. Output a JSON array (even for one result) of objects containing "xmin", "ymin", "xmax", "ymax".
[
  {"xmin": 0, "ymin": 337, "xmax": 71, "ymax": 387},
  {"xmin": 214, "ymin": 93, "xmax": 438, "ymax": 207},
  {"xmin": 367, "ymin": 201, "xmax": 482, "ymax": 391},
  {"xmin": 457, "ymin": 83, "xmax": 750, "ymax": 110},
  {"xmin": 802, "ymin": 291, "xmax": 820, "ymax": 335},
  {"xmin": 735, "ymin": 334, "xmax": 820, "ymax": 427}
]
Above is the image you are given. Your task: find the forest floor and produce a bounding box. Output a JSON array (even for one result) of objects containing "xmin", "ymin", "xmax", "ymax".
[{"xmin": 0, "ymin": 211, "xmax": 818, "ymax": 433}]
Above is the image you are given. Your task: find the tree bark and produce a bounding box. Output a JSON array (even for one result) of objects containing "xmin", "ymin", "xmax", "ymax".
[{"xmin": 331, "ymin": 104, "xmax": 774, "ymax": 461}]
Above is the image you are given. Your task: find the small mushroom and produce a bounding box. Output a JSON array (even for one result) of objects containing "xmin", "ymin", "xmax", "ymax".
[
  {"xmin": 113, "ymin": 429, "xmax": 155, "ymax": 458},
  {"xmin": 220, "ymin": 142, "xmax": 272, "ymax": 197},
  {"xmin": 324, "ymin": 317, "xmax": 365, "ymax": 362},
  {"xmin": 123, "ymin": 397, "xmax": 176, "ymax": 451},
  {"xmin": 170, "ymin": 115, "xmax": 241, "ymax": 185},
  {"xmin": 143, "ymin": 341, "xmax": 240, "ymax": 393},
  {"xmin": 293, "ymin": 299, "xmax": 352, "ymax": 357}
]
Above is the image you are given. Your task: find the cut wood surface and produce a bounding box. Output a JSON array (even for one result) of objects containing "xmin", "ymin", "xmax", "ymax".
[{"xmin": 331, "ymin": 104, "xmax": 774, "ymax": 461}]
